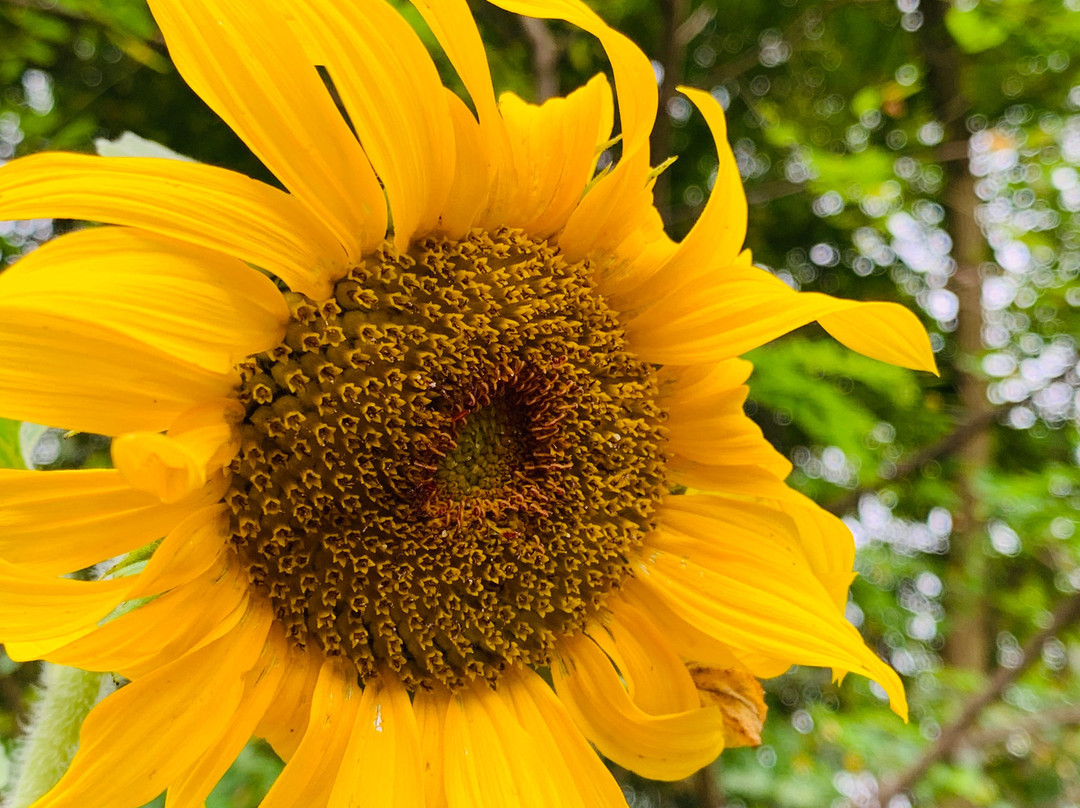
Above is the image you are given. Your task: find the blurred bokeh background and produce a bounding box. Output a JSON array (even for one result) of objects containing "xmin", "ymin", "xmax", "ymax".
[{"xmin": 2, "ymin": 0, "xmax": 1080, "ymax": 806}]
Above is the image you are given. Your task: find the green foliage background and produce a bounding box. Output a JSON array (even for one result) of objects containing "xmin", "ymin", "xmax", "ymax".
[{"xmin": 2, "ymin": 0, "xmax": 1080, "ymax": 806}]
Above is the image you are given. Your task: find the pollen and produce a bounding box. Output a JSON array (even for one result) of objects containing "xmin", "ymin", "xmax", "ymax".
[{"xmin": 225, "ymin": 228, "xmax": 668, "ymax": 690}]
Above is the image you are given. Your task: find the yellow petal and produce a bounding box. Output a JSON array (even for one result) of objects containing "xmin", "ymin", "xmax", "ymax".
[
  {"xmin": 631, "ymin": 504, "xmax": 831, "ymax": 679},
  {"xmin": 406, "ymin": 0, "xmax": 506, "ymax": 193},
  {"xmin": 670, "ymin": 413, "xmax": 791, "ymax": 476},
  {"xmin": 166, "ymin": 615, "xmax": 285, "ymax": 808},
  {"xmin": 33, "ymin": 608, "xmax": 271, "ymax": 808},
  {"xmin": 25, "ymin": 558, "xmax": 248, "ymax": 677},
  {"xmin": 0, "ymin": 563, "xmax": 136, "ymax": 647},
  {"xmin": 659, "ymin": 493, "xmax": 860, "ymax": 631},
  {"xmin": 259, "ymin": 658, "xmax": 361, "ymax": 808},
  {"xmin": 564, "ymin": 164, "xmax": 676, "ymax": 294},
  {"xmin": 436, "ymin": 91, "xmax": 492, "ymax": 239},
  {"xmin": 125, "ymin": 504, "xmax": 230, "ymax": 598},
  {"xmin": 661, "ymin": 360, "xmax": 792, "ymax": 479},
  {"xmin": 488, "ymin": 0, "xmax": 655, "ymax": 168},
  {"xmin": 0, "ymin": 468, "xmax": 219, "ymax": 576},
  {"xmin": 499, "ymin": 668, "xmax": 627, "ymax": 808},
  {"xmin": 634, "ymin": 538, "xmax": 907, "ymax": 718},
  {"xmin": 772, "ymin": 490, "xmax": 858, "ymax": 613},
  {"xmin": 674, "ymin": 87, "xmax": 747, "ymax": 266},
  {"xmin": 616, "ymin": 581, "xmax": 779, "ymax": 675},
  {"xmin": 506, "ymin": 0, "xmax": 663, "ymax": 275},
  {"xmin": 664, "ymin": 477, "xmax": 859, "ymax": 614},
  {"xmin": 493, "ymin": 74, "xmax": 614, "ymax": 238},
  {"xmin": 413, "ymin": 686, "xmax": 451, "ymax": 808},
  {"xmin": 112, "ymin": 433, "xmax": 206, "ymax": 505},
  {"xmin": 0, "ymin": 228, "xmax": 288, "ymax": 374},
  {"xmin": 327, "ymin": 673, "xmax": 425, "ymax": 808},
  {"xmin": 255, "ymin": 643, "xmax": 323, "ymax": 761},
  {"xmin": 656, "ymin": 495, "xmax": 808, "ymax": 568},
  {"xmin": 276, "ymin": 0, "xmax": 454, "ymax": 250},
  {"xmin": 112, "ymin": 400, "xmax": 241, "ymax": 505},
  {"xmin": 658, "ymin": 358, "xmax": 754, "ymax": 403},
  {"xmin": 552, "ymin": 634, "xmax": 728, "ymax": 780},
  {"xmin": 167, "ymin": 398, "xmax": 244, "ymax": 477},
  {"xmin": 628, "ymin": 262, "xmax": 937, "ymax": 371},
  {"xmin": 609, "ymin": 87, "xmax": 746, "ymax": 311},
  {"xmin": 145, "ymin": 0, "xmax": 386, "ymax": 258},
  {"xmin": 818, "ymin": 302, "xmax": 940, "ymax": 374},
  {"xmin": 668, "ymin": 457, "xmax": 794, "ymax": 498},
  {"xmin": 2, "ymin": 506, "xmax": 231, "ymax": 661},
  {"xmin": 588, "ymin": 599, "xmax": 700, "ymax": 715},
  {"xmin": 0, "ymin": 152, "xmax": 347, "ymax": 298},
  {"xmin": 443, "ymin": 680, "xmax": 557, "ymax": 808},
  {"xmin": 407, "ymin": 0, "xmax": 501, "ymax": 143},
  {"xmin": 0, "ymin": 309, "xmax": 234, "ymax": 436}
]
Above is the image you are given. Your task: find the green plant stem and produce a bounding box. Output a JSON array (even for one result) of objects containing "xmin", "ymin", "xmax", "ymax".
[{"xmin": 6, "ymin": 664, "xmax": 107, "ymax": 808}]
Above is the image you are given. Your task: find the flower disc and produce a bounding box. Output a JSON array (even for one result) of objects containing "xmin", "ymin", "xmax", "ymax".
[{"xmin": 226, "ymin": 228, "xmax": 668, "ymax": 689}]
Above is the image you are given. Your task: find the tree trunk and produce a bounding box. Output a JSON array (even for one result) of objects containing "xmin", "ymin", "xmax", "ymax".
[
  {"xmin": 650, "ymin": 0, "xmax": 689, "ymax": 225},
  {"xmin": 919, "ymin": 0, "xmax": 992, "ymax": 677}
]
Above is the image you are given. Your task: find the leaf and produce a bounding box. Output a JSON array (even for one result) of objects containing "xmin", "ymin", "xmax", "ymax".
[
  {"xmin": 851, "ymin": 86, "xmax": 883, "ymax": 118},
  {"xmin": 7, "ymin": 7, "xmax": 72, "ymax": 45},
  {"xmin": 747, "ymin": 340, "xmax": 908, "ymax": 464},
  {"xmin": 0, "ymin": 418, "xmax": 26, "ymax": 470},
  {"xmin": 57, "ymin": 0, "xmax": 157, "ymax": 39},
  {"xmin": 809, "ymin": 147, "xmax": 897, "ymax": 200},
  {"xmin": 945, "ymin": 6, "xmax": 1011, "ymax": 54}
]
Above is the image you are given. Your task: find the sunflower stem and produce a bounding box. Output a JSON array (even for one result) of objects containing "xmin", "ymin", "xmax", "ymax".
[{"xmin": 5, "ymin": 664, "xmax": 110, "ymax": 808}]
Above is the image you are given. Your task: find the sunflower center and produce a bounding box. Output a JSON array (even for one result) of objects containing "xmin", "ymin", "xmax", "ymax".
[
  {"xmin": 225, "ymin": 228, "xmax": 667, "ymax": 690},
  {"xmin": 436, "ymin": 400, "xmax": 523, "ymax": 493}
]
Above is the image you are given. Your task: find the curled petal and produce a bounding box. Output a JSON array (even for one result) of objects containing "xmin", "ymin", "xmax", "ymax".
[{"xmin": 553, "ymin": 634, "xmax": 727, "ymax": 781}]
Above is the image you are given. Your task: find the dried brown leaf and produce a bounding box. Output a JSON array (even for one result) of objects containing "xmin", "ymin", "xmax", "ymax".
[{"xmin": 688, "ymin": 665, "xmax": 767, "ymax": 748}]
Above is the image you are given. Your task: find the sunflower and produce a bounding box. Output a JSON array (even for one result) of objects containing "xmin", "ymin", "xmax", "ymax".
[{"xmin": 0, "ymin": 0, "xmax": 935, "ymax": 805}]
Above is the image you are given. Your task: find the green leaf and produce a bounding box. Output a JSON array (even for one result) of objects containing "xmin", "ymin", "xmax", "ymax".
[
  {"xmin": 809, "ymin": 147, "xmax": 896, "ymax": 200},
  {"xmin": 945, "ymin": 6, "xmax": 1011, "ymax": 54},
  {"xmin": 7, "ymin": 7, "xmax": 72, "ymax": 45},
  {"xmin": 851, "ymin": 85, "xmax": 883, "ymax": 117},
  {"xmin": 746, "ymin": 338, "xmax": 929, "ymax": 480},
  {"xmin": 0, "ymin": 419, "xmax": 26, "ymax": 470}
]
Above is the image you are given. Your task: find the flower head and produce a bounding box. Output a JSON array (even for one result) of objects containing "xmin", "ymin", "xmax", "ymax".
[{"xmin": 0, "ymin": 1, "xmax": 936, "ymax": 806}]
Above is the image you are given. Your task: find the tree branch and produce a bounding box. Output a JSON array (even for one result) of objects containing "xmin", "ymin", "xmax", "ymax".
[
  {"xmin": 962, "ymin": 704, "xmax": 1080, "ymax": 750},
  {"xmin": 3, "ymin": 0, "xmax": 166, "ymax": 46},
  {"xmin": 694, "ymin": 766, "xmax": 724, "ymax": 808},
  {"xmin": 877, "ymin": 590, "xmax": 1080, "ymax": 805},
  {"xmin": 650, "ymin": 0, "xmax": 690, "ymax": 225},
  {"xmin": 519, "ymin": 16, "xmax": 559, "ymax": 102},
  {"xmin": 714, "ymin": 0, "xmax": 885, "ymax": 84},
  {"xmin": 676, "ymin": 4, "xmax": 717, "ymax": 48},
  {"xmin": 826, "ymin": 408, "xmax": 1000, "ymax": 516},
  {"xmin": 745, "ymin": 179, "xmax": 806, "ymax": 205},
  {"xmin": 2, "ymin": 0, "xmax": 89, "ymax": 22}
]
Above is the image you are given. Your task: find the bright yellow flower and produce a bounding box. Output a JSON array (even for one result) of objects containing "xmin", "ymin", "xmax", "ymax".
[{"xmin": 0, "ymin": 1, "xmax": 935, "ymax": 806}]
